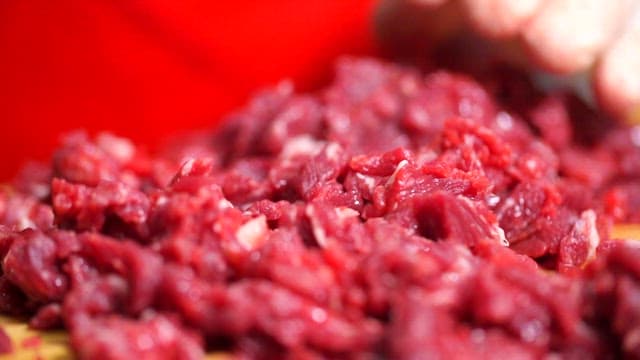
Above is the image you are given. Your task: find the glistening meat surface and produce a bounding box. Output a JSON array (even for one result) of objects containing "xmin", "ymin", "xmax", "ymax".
[{"xmin": 2, "ymin": 58, "xmax": 640, "ymax": 358}]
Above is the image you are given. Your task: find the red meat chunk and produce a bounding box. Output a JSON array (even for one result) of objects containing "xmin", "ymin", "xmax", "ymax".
[
  {"xmin": 70, "ymin": 314, "xmax": 204, "ymax": 360},
  {"xmin": 0, "ymin": 58, "xmax": 639, "ymax": 358},
  {"xmin": 0, "ymin": 327, "xmax": 12, "ymax": 354}
]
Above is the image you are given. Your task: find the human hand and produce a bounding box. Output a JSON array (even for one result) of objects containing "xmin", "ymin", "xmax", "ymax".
[{"xmin": 376, "ymin": 0, "xmax": 640, "ymax": 122}]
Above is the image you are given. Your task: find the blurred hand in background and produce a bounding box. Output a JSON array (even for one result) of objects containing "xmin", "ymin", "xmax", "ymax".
[{"xmin": 376, "ymin": 0, "xmax": 640, "ymax": 122}]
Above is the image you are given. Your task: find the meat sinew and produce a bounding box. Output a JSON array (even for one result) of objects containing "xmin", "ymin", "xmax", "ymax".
[{"xmin": 2, "ymin": 58, "xmax": 640, "ymax": 359}]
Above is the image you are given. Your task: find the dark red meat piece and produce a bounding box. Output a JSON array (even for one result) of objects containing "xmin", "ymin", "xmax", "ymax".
[
  {"xmin": 0, "ymin": 327, "xmax": 12, "ymax": 354},
  {"xmin": 2, "ymin": 230, "xmax": 71, "ymax": 302},
  {"xmin": 0, "ymin": 190, "xmax": 53, "ymax": 232},
  {"xmin": 29, "ymin": 303, "xmax": 63, "ymax": 330},
  {"xmin": 69, "ymin": 314, "xmax": 204, "ymax": 360},
  {"xmin": 0, "ymin": 58, "xmax": 639, "ymax": 358}
]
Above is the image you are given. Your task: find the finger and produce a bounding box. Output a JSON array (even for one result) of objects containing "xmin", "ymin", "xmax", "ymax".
[
  {"xmin": 522, "ymin": 0, "xmax": 629, "ymax": 74},
  {"xmin": 594, "ymin": 9, "xmax": 640, "ymax": 122},
  {"xmin": 460, "ymin": 0, "xmax": 545, "ymax": 39}
]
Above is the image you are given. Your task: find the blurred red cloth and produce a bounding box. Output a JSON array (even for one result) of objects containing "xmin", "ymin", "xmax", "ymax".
[{"xmin": 0, "ymin": 0, "xmax": 377, "ymax": 180}]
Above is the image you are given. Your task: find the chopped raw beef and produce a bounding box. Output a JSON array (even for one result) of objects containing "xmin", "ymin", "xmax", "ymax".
[{"xmin": 1, "ymin": 58, "xmax": 640, "ymax": 359}]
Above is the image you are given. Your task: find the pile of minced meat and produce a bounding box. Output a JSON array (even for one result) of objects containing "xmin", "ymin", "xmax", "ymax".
[{"xmin": 2, "ymin": 58, "xmax": 640, "ymax": 359}]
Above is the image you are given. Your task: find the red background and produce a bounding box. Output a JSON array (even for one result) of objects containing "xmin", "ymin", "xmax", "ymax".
[{"xmin": 0, "ymin": 0, "xmax": 378, "ymax": 180}]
